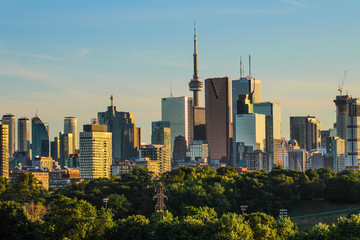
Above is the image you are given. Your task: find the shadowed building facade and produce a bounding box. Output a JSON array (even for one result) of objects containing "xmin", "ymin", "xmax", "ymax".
[
  {"xmin": 346, "ymin": 98, "xmax": 360, "ymax": 168},
  {"xmin": 31, "ymin": 116, "xmax": 49, "ymax": 160},
  {"xmin": 205, "ymin": 77, "xmax": 231, "ymax": 164},
  {"xmin": 290, "ymin": 116, "xmax": 321, "ymax": 151},
  {"xmin": 98, "ymin": 96, "xmax": 140, "ymax": 162},
  {"xmin": 18, "ymin": 117, "xmax": 30, "ymax": 154}
]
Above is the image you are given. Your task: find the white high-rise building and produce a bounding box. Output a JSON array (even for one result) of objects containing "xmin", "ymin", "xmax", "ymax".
[
  {"xmin": 64, "ymin": 117, "xmax": 78, "ymax": 151},
  {"xmin": 79, "ymin": 124, "xmax": 112, "ymax": 179},
  {"xmin": 161, "ymin": 96, "xmax": 193, "ymax": 152},
  {"xmin": 346, "ymin": 98, "xmax": 360, "ymax": 168}
]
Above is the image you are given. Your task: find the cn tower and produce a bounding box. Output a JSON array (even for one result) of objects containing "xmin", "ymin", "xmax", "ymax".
[{"xmin": 189, "ymin": 22, "xmax": 203, "ymax": 107}]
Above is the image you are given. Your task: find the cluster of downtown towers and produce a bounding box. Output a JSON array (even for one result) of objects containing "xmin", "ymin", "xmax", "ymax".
[{"xmin": 1, "ymin": 25, "xmax": 359, "ymax": 181}]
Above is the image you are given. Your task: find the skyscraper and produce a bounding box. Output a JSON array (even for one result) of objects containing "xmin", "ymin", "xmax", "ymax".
[
  {"xmin": 18, "ymin": 117, "xmax": 30, "ymax": 153},
  {"xmin": 64, "ymin": 117, "xmax": 78, "ymax": 151},
  {"xmin": 253, "ymin": 102, "xmax": 282, "ymax": 165},
  {"xmin": 346, "ymin": 98, "xmax": 360, "ymax": 168},
  {"xmin": 233, "ymin": 113, "xmax": 266, "ymax": 167},
  {"xmin": 188, "ymin": 22, "xmax": 203, "ymax": 107},
  {"xmin": 161, "ymin": 96, "xmax": 193, "ymax": 152},
  {"xmin": 151, "ymin": 121, "xmax": 171, "ymax": 150},
  {"xmin": 290, "ymin": 116, "xmax": 322, "ymax": 151},
  {"xmin": 0, "ymin": 123, "xmax": 9, "ymax": 179},
  {"xmin": 31, "ymin": 115, "xmax": 49, "ymax": 159},
  {"xmin": 205, "ymin": 77, "xmax": 231, "ymax": 163},
  {"xmin": 98, "ymin": 96, "xmax": 140, "ymax": 162},
  {"xmin": 79, "ymin": 123, "xmax": 112, "ymax": 179},
  {"xmin": 50, "ymin": 137, "xmax": 60, "ymax": 161},
  {"xmin": 59, "ymin": 132, "xmax": 74, "ymax": 168},
  {"xmin": 334, "ymin": 95, "xmax": 351, "ymax": 141},
  {"xmin": 2, "ymin": 114, "xmax": 15, "ymax": 158}
]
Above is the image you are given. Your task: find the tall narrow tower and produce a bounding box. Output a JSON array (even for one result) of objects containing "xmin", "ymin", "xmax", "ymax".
[{"xmin": 189, "ymin": 22, "xmax": 203, "ymax": 107}]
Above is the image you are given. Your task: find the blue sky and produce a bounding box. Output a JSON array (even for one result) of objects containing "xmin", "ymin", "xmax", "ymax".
[{"xmin": 1, "ymin": 0, "xmax": 359, "ymax": 143}]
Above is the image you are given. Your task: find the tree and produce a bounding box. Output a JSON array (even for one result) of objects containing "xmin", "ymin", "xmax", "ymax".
[
  {"xmin": 107, "ymin": 193, "xmax": 132, "ymax": 220},
  {"xmin": 245, "ymin": 212, "xmax": 277, "ymax": 240},
  {"xmin": 215, "ymin": 213, "xmax": 253, "ymax": 240},
  {"xmin": 107, "ymin": 215, "xmax": 151, "ymax": 240},
  {"xmin": 44, "ymin": 196, "xmax": 114, "ymax": 240}
]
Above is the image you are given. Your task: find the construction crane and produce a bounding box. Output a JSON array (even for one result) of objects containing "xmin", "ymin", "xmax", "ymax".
[{"xmin": 338, "ymin": 70, "xmax": 347, "ymax": 95}]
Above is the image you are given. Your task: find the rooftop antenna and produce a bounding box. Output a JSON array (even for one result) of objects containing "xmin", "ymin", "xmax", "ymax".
[
  {"xmin": 249, "ymin": 54, "xmax": 252, "ymax": 78},
  {"xmin": 338, "ymin": 70, "xmax": 347, "ymax": 96},
  {"xmin": 35, "ymin": 108, "xmax": 38, "ymax": 117},
  {"xmin": 110, "ymin": 95, "xmax": 114, "ymax": 108},
  {"xmin": 240, "ymin": 56, "xmax": 243, "ymax": 78},
  {"xmin": 170, "ymin": 80, "xmax": 173, "ymax": 98}
]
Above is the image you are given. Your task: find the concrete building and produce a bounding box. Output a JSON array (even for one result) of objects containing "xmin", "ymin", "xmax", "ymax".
[
  {"xmin": 186, "ymin": 140, "xmax": 209, "ymax": 163},
  {"xmin": 31, "ymin": 116, "xmax": 49, "ymax": 160},
  {"xmin": 161, "ymin": 96, "xmax": 193, "ymax": 152},
  {"xmin": 253, "ymin": 102, "xmax": 282, "ymax": 165},
  {"xmin": 139, "ymin": 144, "xmax": 171, "ymax": 175},
  {"xmin": 205, "ymin": 77, "xmax": 231, "ymax": 164},
  {"xmin": 32, "ymin": 156, "xmax": 57, "ymax": 171},
  {"xmin": 276, "ymin": 139, "xmax": 300, "ymax": 169},
  {"xmin": 245, "ymin": 150, "xmax": 271, "ymax": 171},
  {"xmin": 98, "ymin": 96, "xmax": 140, "ymax": 162},
  {"xmin": 18, "ymin": 117, "xmax": 30, "ymax": 153},
  {"xmin": 79, "ymin": 124, "xmax": 112, "ymax": 179},
  {"xmin": 0, "ymin": 123, "xmax": 9, "ymax": 179},
  {"xmin": 334, "ymin": 95, "xmax": 351, "ymax": 141},
  {"xmin": 288, "ymin": 149, "xmax": 309, "ymax": 172},
  {"xmin": 9, "ymin": 170, "xmax": 49, "ymax": 189},
  {"xmin": 50, "ymin": 137, "xmax": 60, "ymax": 161},
  {"xmin": 2, "ymin": 114, "xmax": 15, "ymax": 158},
  {"xmin": 173, "ymin": 135, "xmax": 187, "ymax": 162},
  {"xmin": 49, "ymin": 168, "xmax": 81, "ymax": 189},
  {"xmin": 290, "ymin": 116, "xmax": 322, "ymax": 151},
  {"xmin": 59, "ymin": 132, "xmax": 74, "ymax": 168},
  {"xmin": 64, "ymin": 117, "xmax": 78, "ymax": 151},
  {"xmin": 326, "ymin": 136, "xmax": 346, "ymax": 172},
  {"xmin": 234, "ymin": 113, "xmax": 266, "ymax": 167},
  {"xmin": 346, "ymin": 98, "xmax": 360, "ymax": 168},
  {"xmin": 151, "ymin": 121, "xmax": 171, "ymax": 150}
]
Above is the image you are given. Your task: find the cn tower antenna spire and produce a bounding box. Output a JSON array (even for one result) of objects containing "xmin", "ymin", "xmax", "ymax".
[{"xmin": 189, "ymin": 21, "xmax": 203, "ymax": 107}]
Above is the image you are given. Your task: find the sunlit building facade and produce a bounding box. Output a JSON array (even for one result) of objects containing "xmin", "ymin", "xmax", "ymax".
[
  {"xmin": 140, "ymin": 144, "xmax": 171, "ymax": 175},
  {"xmin": 0, "ymin": 124, "xmax": 9, "ymax": 179},
  {"xmin": 2, "ymin": 114, "xmax": 15, "ymax": 158},
  {"xmin": 79, "ymin": 124, "xmax": 112, "ymax": 179},
  {"xmin": 64, "ymin": 117, "xmax": 78, "ymax": 151}
]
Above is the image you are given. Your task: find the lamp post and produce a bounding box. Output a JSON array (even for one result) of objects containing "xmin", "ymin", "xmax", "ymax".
[
  {"xmin": 102, "ymin": 198, "xmax": 109, "ymax": 211},
  {"xmin": 240, "ymin": 205, "xmax": 248, "ymax": 215}
]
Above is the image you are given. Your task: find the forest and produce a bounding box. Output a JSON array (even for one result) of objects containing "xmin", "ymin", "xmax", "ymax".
[{"xmin": 1, "ymin": 166, "xmax": 360, "ymax": 239}]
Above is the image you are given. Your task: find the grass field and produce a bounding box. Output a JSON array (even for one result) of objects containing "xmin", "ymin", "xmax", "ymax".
[{"xmin": 286, "ymin": 200, "xmax": 360, "ymax": 230}]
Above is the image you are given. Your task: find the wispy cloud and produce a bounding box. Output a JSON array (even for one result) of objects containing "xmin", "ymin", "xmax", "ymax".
[
  {"xmin": 0, "ymin": 51, "xmax": 62, "ymax": 60},
  {"xmin": 277, "ymin": 0, "xmax": 309, "ymax": 8},
  {"xmin": 75, "ymin": 48, "xmax": 90, "ymax": 58}
]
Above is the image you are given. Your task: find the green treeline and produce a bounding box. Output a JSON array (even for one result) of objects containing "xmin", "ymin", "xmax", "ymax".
[{"xmin": 1, "ymin": 166, "xmax": 360, "ymax": 239}]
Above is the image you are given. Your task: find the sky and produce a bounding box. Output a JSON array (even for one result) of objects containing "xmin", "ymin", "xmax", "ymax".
[{"xmin": 0, "ymin": 0, "xmax": 359, "ymax": 144}]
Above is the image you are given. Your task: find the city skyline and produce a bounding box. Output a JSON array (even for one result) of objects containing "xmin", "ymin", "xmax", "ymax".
[{"xmin": 1, "ymin": 0, "xmax": 360, "ymax": 143}]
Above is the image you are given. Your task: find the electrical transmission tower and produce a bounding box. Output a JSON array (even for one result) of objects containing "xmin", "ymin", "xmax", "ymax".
[{"xmin": 153, "ymin": 182, "xmax": 168, "ymax": 211}]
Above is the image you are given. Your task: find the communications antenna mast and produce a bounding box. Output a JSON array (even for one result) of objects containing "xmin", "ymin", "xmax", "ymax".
[{"xmin": 338, "ymin": 70, "xmax": 347, "ymax": 95}]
